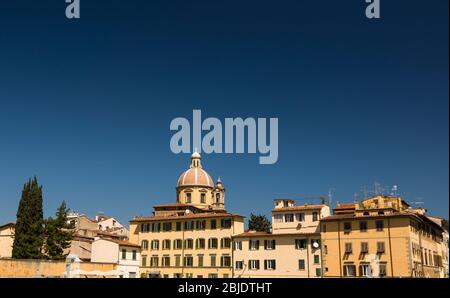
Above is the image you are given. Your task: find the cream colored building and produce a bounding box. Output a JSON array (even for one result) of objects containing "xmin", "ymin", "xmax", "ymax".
[
  {"xmin": 427, "ymin": 216, "xmax": 449, "ymax": 278},
  {"xmin": 96, "ymin": 213, "xmax": 129, "ymax": 238},
  {"xmin": 129, "ymin": 152, "xmax": 244, "ymax": 278},
  {"xmin": 233, "ymin": 199, "xmax": 330, "ymax": 278},
  {"xmin": 321, "ymin": 196, "xmax": 445, "ymax": 278},
  {"xmin": 91, "ymin": 238, "xmax": 141, "ymax": 278},
  {"xmin": 65, "ymin": 212, "xmax": 129, "ymax": 261},
  {"xmin": 0, "ymin": 222, "xmax": 14, "ymax": 259}
]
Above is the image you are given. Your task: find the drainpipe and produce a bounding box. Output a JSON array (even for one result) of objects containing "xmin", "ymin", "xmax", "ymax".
[
  {"xmin": 387, "ymin": 218, "xmax": 394, "ymax": 277},
  {"xmin": 337, "ymin": 220, "xmax": 342, "ymax": 277},
  {"xmin": 306, "ymin": 237, "xmax": 310, "ymax": 278}
]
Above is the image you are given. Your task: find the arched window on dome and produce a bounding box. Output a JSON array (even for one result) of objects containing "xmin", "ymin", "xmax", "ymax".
[
  {"xmin": 186, "ymin": 193, "xmax": 192, "ymax": 204},
  {"xmin": 201, "ymin": 193, "xmax": 206, "ymax": 204}
]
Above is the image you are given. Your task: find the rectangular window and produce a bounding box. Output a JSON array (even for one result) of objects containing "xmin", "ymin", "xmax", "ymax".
[
  {"xmin": 249, "ymin": 260, "xmax": 260, "ymax": 270},
  {"xmin": 208, "ymin": 273, "xmax": 218, "ymax": 278},
  {"xmin": 221, "ymin": 218, "xmax": 232, "ymax": 228},
  {"xmin": 359, "ymin": 264, "xmax": 371, "ymax": 277},
  {"xmin": 141, "ymin": 240, "xmax": 148, "ymax": 250},
  {"xmin": 162, "ymin": 256, "xmax": 170, "ymax": 267},
  {"xmin": 249, "ymin": 240, "xmax": 260, "ymax": 250},
  {"xmin": 174, "ymin": 239, "xmax": 183, "ymax": 250},
  {"xmin": 264, "ymin": 240, "xmax": 276, "ymax": 250},
  {"xmin": 184, "ymin": 221, "xmax": 194, "ymax": 231},
  {"xmin": 162, "ymin": 222, "xmax": 172, "ymax": 232},
  {"xmin": 274, "ymin": 214, "xmax": 283, "ymax": 223},
  {"xmin": 152, "ymin": 223, "xmax": 161, "ymax": 233},
  {"xmin": 141, "ymin": 256, "xmax": 147, "ymax": 267},
  {"xmin": 150, "ymin": 255, "xmax": 158, "ymax": 267},
  {"xmin": 359, "ymin": 221, "xmax": 368, "ymax": 232},
  {"xmin": 343, "ymin": 222, "xmax": 352, "ymax": 233},
  {"xmin": 121, "ymin": 249, "xmax": 126, "ymax": 260},
  {"xmin": 285, "ymin": 214, "xmax": 294, "ymax": 222},
  {"xmin": 264, "ymin": 260, "xmax": 276, "ymax": 270},
  {"xmin": 210, "ymin": 255, "xmax": 216, "ymax": 267},
  {"xmin": 361, "ymin": 242, "xmax": 369, "ymax": 253},
  {"xmin": 184, "ymin": 255, "xmax": 193, "ymax": 267},
  {"xmin": 196, "ymin": 220, "xmax": 206, "ymax": 230},
  {"xmin": 379, "ymin": 263, "xmax": 387, "ymax": 277},
  {"xmin": 184, "ymin": 239, "xmax": 194, "ymax": 249},
  {"xmin": 345, "ymin": 243, "xmax": 352, "ymax": 254},
  {"xmin": 162, "ymin": 239, "xmax": 171, "ymax": 250},
  {"xmin": 208, "ymin": 238, "xmax": 218, "ymax": 249},
  {"xmin": 295, "ymin": 213, "xmax": 305, "ymax": 222},
  {"xmin": 295, "ymin": 239, "xmax": 307, "ymax": 250},
  {"xmin": 312, "ymin": 212, "xmax": 319, "ymax": 222},
  {"xmin": 377, "ymin": 242, "xmax": 385, "ymax": 253},
  {"xmin": 298, "ymin": 259, "xmax": 305, "ymax": 270},
  {"xmin": 141, "ymin": 223, "xmax": 150, "ymax": 233},
  {"xmin": 210, "ymin": 219, "xmax": 217, "ymax": 229},
  {"xmin": 315, "ymin": 268, "xmax": 322, "ymax": 277},
  {"xmin": 221, "ymin": 255, "xmax": 231, "ymax": 267},
  {"xmin": 343, "ymin": 264, "xmax": 356, "ymax": 277},
  {"xmin": 235, "ymin": 261, "xmax": 244, "ymax": 270},
  {"xmin": 221, "ymin": 238, "xmax": 231, "ymax": 249},
  {"xmin": 376, "ymin": 220, "xmax": 384, "ymax": 231},
  {"xmin": 186, "ymin": 193, "xmax": 192, "ymax": 203},
  {"xmin": 201, "ymin": 193, "xmax": 206, "ymax": 204},
  {"xmin": 176, "ymin": 222, "xmax": 182, "ymax": 231},
  {"xmin": 234, "ymin": 241, "xmax": 242, "ymax": 250},
  {"xmin": 198, "ymin": 255, "xmax": 204, "ymax": 267},
  {"xmin": 132, "ymin": 250, "xmax": 137, "ymax": 260},
  {"xmin": 151, "ymin": 240, "xmax": 159, "ymax": 250},
  {"xmin": 313, "ymin": 255, "xmax": 320, "ymax": 264},
  {"xmin": 196, "ymin": 238, "xmax": 205, "ymax": 249}
]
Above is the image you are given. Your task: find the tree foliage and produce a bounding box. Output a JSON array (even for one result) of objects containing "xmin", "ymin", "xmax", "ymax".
[
  {"xmin": 43, "ymin": 201, "xmax": 75, "ymax": 260},
  {"xmin": 248, "ymin": 213, "xmax": 271, "ymax": 233},
  {"xmin": 12, "ymin": 178, "xmax": 74, "ymax": 260},
  {"xmin": 12, "ymin": 177, "xmax": 44, "ymax": 259}
]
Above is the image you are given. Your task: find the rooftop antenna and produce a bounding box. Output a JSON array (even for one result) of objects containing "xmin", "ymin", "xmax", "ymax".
[
  {"xmin": 391, "ymin": 185, "xmax": 399, "ymax": 196},
  {"xmin": 328, "ymin": 188, "xmax": 335, "ymax": 207},
  {"xmin": 374, "ymin": 182, "xmax": 381, "ymax": 195}
]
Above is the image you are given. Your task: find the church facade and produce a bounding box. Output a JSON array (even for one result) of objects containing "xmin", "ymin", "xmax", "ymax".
[{"xmin": 129, "ymin": 152, "xmax": 244, "ymax": 278}]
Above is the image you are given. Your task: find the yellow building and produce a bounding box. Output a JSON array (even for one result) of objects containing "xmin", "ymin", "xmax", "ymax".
[
  {"xmin": 0, "ymin": 222, "xmax": 14, "ymax": 259},
  {"xmin": 233, "ymin": 199, "xmax": 330, "ymax": 278},
  {"xmin": 320, "ymin": 196, "xmax": 445, "ymax": 278},
  {"xmin": 129, "ymin": 152, "xmax": 244, "ymax": 278}
]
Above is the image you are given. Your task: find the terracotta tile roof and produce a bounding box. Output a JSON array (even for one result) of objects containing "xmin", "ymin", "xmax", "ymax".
[
  {"xmin": 334, "ymin": 203, "xmax": 356, "ymax": 209},
  {"xmin": 130, "ymin": 212, "xmax": 244, "ymax": 223},
  {"xmin": 153, "ymin": 203, "xmax": 203, "ymax": 210},
  {"xmin": 272, "ymin": 204, "xmax": 325, "ymax": 212},
  {"xmin": 0, "ymin": 222, "xmax": 15, "ymax": 229},
  {"xmin": 100, "ymin": 238, "xmax": 141, "ymax": 248},
  {"xmin": 321, "ymin": 212, "xmax": 445, "ymax": 232}
]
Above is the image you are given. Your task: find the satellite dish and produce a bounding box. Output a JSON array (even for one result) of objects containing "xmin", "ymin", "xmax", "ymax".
[
  {"xmin": 185, "ymin": 209, "xmax": 191, "ymax": 214},
  {"xmin": 313, "ymin": 241, "xmax": 320, "ymax": 249}
]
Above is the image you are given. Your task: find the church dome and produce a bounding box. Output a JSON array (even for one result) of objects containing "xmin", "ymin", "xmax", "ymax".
[{"xmin": 177, "ymin": 152, "xmax": 214, "ymax": 188}]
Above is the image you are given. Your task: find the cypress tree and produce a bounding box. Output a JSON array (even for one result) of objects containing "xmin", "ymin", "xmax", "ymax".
[
  {"xmin": 12, "ymin": 177, "xmax": 44, "ymax": 259},
  {"xmin": 43, "ymin": 201, "xmax": 74, "ymax": 260}
]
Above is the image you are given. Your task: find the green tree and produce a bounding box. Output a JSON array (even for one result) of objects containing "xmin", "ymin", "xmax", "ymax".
[
  {"xmin": 12, "ymin": 177, "xmax": 44, "ymax": 259},
  {"xmin": 248, "ymin": 213, "xmax": 271, "ymax": 232},
  {"xmin": 43, "ymin": 201, "xmax": 74, "ymax": 260}
]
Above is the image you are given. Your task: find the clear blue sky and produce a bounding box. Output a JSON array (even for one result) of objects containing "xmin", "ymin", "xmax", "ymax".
[{"xmin": 0, "ymin": 0, "xmax": 448, "ymax": 226}]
